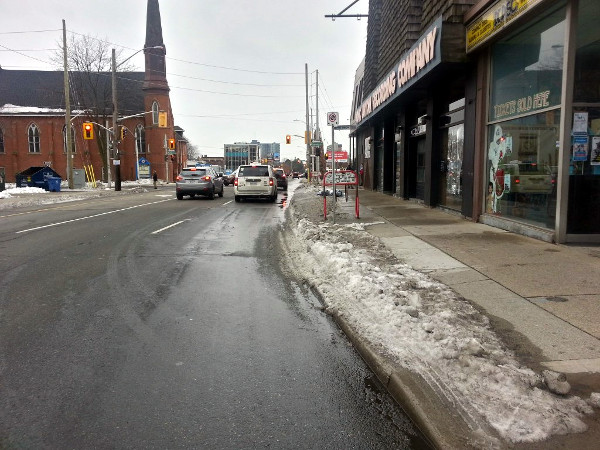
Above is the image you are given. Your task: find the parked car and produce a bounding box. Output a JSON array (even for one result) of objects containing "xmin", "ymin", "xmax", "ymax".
[
  {"xmin": 175, "ymin": 166, "xmax": 224, "ymax": 200},
  {"xmin": 273, "ymin": 168, "xmax": 288, "ymax": 190},
  {"xmin": 234, "ymin": 164, "xmax": 277, "ymax": 202},
  {"xmin": 292, "ymin": 172, "xmax": 299, "ymax": 179}
]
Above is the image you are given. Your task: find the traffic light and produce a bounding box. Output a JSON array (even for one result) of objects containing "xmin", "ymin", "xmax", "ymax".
[
  {"xmin": 120, "ymin": 127, "xmax": 128, "ymax": 140},
  {"xmin": 83, "ymin": 122, "xmax": 94, "ymax": 140},
  {"xmin": 168, "ymin": 138, "xmax": 176, "ymax": 150},
  {"xmin": 285, "ymin": 135, "xmax": 291, "ymax": 144}
]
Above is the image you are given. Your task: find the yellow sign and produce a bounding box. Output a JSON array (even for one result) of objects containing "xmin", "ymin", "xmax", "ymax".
[
  {"xmin": 304, "ymin": 130, "xmax": 312, "ymax": 144},
  {"xmin": 466, "ymin": 0, "xmax": 544, "ymax": 52},
  {"xmin": 158, "ymin": 111, "xmax": 168, "ymax": 128}
]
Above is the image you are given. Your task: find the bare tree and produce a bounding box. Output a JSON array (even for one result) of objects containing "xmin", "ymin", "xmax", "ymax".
[
  {"xmin": 187, "ymin": 143, "xmax": 199, "ymax": 161},
  {"xmin": 52, "ymin": 34, "xmax": 138, "ymax": 181}
]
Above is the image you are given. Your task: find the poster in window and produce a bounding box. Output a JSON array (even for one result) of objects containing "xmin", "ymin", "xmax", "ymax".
[
  {"xmin": 591, "ymin": 137, "xmax": 600, "ymax": 165},
  {"xmin": 573, "ymin": 135, "xmax": 589, "ymax": 162},
  {"xmin": 573, "ymin": 112, "xmax": 588, "ymax": 134}
]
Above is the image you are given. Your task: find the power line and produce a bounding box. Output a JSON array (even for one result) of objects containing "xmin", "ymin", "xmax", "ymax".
[{"xmin": 66, "ymin": 30, "xmax": 305, "ymax": 76}]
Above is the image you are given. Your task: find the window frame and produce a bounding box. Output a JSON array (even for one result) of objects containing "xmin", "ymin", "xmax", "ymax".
[
  {"xmin": 135, "ymin": 124, "xmax": 146, "ymax": 154},
  {"xmin": 28, "ymin": 123, "xmax": 41, "ymax": 153},
  {"xmin": 152, "ymin": 101, "xmax": 159, "ymax": 125}
]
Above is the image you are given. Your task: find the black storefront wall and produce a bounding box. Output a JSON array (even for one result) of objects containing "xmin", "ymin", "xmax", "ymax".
[{"xmin": 353, "ymin": 17, "xmax": 477, "ymax": 218}]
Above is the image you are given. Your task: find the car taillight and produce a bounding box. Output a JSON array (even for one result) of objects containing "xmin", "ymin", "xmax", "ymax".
[
  {"xmin": 269, "ymin": 178, "xmax": 274, "ymax": 186},
  {"xmin": 176, "ymin": 175, "xmax": 183, "ymax": 181},
  {"xmin": 514, "ymin": 177, "xmax": 520, "ymax": 184},
  {"xmin": 234, "ymin": 177, "xmax": 238, "ymax": 186},
  {"xmin": 203, "ymin": 176, "xmax": 211, "ymax": 181}
]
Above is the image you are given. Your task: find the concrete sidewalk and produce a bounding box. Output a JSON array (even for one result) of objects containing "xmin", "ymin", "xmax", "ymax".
[{"xmin": 332, "ymin": 187, "xmax": 600, "ymax": 448}]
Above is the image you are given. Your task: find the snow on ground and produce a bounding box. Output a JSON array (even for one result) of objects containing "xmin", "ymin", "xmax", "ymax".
[
  {"xmin": 282, "ymin": 184, "xmax": 596, "ymax": 444},
  {"xmin": 0, "ymin": 181, "xmax": 155, "ymax": 209}
]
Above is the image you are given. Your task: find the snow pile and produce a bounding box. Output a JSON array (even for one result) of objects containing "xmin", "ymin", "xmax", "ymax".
[
  {"xmin": 282, "ymin": 186, "xmax": 595, "ymax": 444},
  {"xmin": 0, "ymin": 186, "xmax": 48, "ymax": 199}
]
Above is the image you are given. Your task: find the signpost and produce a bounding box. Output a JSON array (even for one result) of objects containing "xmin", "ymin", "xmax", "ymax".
[{"xmin": 322, "ymin": 170, "xmax": 359, "ymax": 221}]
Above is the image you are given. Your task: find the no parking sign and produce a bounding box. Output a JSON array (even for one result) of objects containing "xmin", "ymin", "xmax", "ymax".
[{"xmin": 327, "ymin": 112, "xmax": 339, "ymax": 126}]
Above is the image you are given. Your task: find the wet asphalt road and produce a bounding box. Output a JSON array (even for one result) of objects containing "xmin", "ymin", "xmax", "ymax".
[{"xmin": 0, "ymin": 184, "xmax": 430, "ymax": 449}]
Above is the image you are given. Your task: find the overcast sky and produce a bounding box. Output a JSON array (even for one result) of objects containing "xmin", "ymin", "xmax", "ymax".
[{"xmin": 0, "ymin": 0, "xmax": 368, "ymax": 162}]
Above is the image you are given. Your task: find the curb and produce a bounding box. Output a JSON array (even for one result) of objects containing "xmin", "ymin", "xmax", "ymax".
[{"xmin": 328, "ymin": 307, "xmax": 501, "ymax": 449}]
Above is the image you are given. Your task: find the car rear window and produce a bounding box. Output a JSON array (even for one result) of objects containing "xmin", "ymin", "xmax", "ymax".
[
  {"xmin": 181, "ymin": 169, "xmax": 207, "ymax": 177},
  {"xmin": 239, "ymin": 166, "xmax": 269, "ymax": 177}
]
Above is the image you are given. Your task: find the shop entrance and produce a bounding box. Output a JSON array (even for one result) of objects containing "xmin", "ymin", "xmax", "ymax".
[
  {"xmin": 408, "ymin": 135, "xmax": 426, "ymax": 201},
  {"xmin": 439, "ymin": 124, "xmax": 464, "ymax": 211}
]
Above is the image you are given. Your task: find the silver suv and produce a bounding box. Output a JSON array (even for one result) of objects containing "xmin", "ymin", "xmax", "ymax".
[
  {"xmin": 176, "ymin": 166, "xmax": 224, "ymax": 200},
  {"xmin": 233, "ymin": 164, "xmax": 277, "ymax": 202}
]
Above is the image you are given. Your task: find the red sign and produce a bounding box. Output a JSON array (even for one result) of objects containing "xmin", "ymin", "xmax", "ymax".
[{"xmin": 326, "ymin": 151, "xmax": 348, "ymax": 162}]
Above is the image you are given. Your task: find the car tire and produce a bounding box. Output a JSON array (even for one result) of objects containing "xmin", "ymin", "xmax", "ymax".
[
  {"xmin": 176, "ymin": 193, "xmax": 183, "ymax": 200},
  {"xmin": 208, "ymin": 188, "xmax": 215, "ymax": 200},
  {"xmin": 234, "ymin": 195, "xmax": 240, "ymax": 202}
]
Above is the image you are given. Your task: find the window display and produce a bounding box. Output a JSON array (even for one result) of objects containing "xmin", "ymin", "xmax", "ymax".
[{"xmin": 487, "ymin": 6, "xmax": 565, "ymax": 229}]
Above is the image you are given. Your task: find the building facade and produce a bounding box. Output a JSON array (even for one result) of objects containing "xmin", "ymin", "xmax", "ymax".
[
  {"xmin": 352, "ymin": 0, "xmax": 599, "ymax": 243},
  {"xmin": 0, "ymin": 0, "xmax": 185, "ymax": 186},
  {"xmin": 465, "ymin": 0, "xmax": 599, "ymax": 242},
  {"xmin": 259, "ymin": 142, "xmax": 281, "ymax": 165},
  {"xmin": 224, "ymin": 141, "xmax": 261, "ymax": 170}
]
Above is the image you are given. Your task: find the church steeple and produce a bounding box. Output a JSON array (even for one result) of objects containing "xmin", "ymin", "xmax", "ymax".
[{"xmin": 144, "ymin": 0, "xmax": 169, "ymax": 92}]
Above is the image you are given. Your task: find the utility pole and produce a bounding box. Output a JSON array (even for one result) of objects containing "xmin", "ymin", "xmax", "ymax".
[
  {"xmin": 112, "ymin": 48, "xmax": 121, "ymax": 191},
  {"xmin": 315, "ymin": 70, "xmax": 320, "ymax": 179},
  {"xmin": 62, "ymin": 20, "xmax": 73, "ymax": 189},
  {"xmin": 305, "ymin": 63, "xmax": 310, "ymax": 173}
]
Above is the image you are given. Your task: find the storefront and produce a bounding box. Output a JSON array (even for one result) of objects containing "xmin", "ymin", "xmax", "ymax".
[
  {"xmin": 466, "ymin": 0, "xmax": 600, "ymax": 242},
  {"xmin": 352, "ymin": 16, "xmax": 474, "ymax": 216}
]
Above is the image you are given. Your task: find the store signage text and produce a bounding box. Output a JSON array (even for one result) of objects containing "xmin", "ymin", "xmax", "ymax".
[
  {"xmin": 493, "ymin": 89, "xmax": 551, "ymax": 120},
  {"xmin": 466, "ymin": 0, "xmax": 544, "ymax": 52},
  {"xmin": 354, "ymin": 21, "xmax": 440, "ymax": 125}
]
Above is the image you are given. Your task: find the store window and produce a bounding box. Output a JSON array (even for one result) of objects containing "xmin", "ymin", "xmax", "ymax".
[
  {"xmin": 486, "ymin": 5, "xmax": 565, "ymax": 229},
  {"xmin": 568, "ymin": 0, "xmax": 600, "ymax": 234},
  {"xmin": 439, "ymin": 98, "xmax": 465, "ymax": 211},
  {"xmin": 0, "ymin": 128, "xmax": 4, "ymax": 153}
]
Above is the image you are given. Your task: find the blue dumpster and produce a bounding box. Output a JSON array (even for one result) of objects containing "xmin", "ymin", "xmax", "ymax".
[
  {"xmin": 15, "ymin": 166, "xmax": 62, "ymax": 191},
  {"xmin": 47, "ymin": 177, "xmax": 61, "ymax": 192}
]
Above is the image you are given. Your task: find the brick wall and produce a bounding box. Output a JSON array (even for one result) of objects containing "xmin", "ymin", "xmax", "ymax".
[{"xmin": 363, "ymin": 0, "xmax": 477, "ymax": 95}]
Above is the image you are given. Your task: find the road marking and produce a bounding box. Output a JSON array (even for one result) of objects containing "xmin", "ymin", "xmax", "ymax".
[
  {"xmin": 151, "ymin": 219, "xmax": 189, "ymax": 235},
  {"xmin": 16, "ymin": 199, "xmax": 171, "ymax": 234},
  {"xmin": 222, "ymin": 200, "xmax": 233, "ymax": 206}
]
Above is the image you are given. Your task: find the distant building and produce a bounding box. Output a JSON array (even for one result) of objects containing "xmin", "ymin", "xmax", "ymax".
[
  {"xmin": 259, "ymin": 142, "xmax": 281, "ymax": 165},
  {"xmin": 224, "ymin": 140, "xmax": 260, "ymax": 170}
]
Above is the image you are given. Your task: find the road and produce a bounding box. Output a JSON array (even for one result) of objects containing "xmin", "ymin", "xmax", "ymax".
[{"xmin": 0, "ymin": 182, "xmax": 431, "ymax": 449}]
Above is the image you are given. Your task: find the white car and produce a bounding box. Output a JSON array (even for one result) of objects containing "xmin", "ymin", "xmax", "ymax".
[{"xmin": 234, "ymin": 164, "xmax": 277, "ymax": 202}]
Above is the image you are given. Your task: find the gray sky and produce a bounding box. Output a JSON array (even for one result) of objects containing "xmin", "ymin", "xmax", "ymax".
[{"xmin": 0, "ymin": 0, "xmax": 368, "ymax": 162}]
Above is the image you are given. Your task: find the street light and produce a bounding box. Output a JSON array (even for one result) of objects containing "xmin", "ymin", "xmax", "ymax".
[{"xmin": 112, "ymin": 45, "xmax": 164, "ymax": 191}]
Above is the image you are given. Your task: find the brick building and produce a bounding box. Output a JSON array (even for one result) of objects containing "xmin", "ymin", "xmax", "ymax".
[{"xmin": 0, "ymin": 0, "xmax": 187, "ymax": 186}]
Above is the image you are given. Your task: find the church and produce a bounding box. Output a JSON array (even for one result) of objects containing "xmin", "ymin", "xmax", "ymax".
[{"xmin": 0, "ymin": 0, "xmax": 186, "ymax": 186}]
